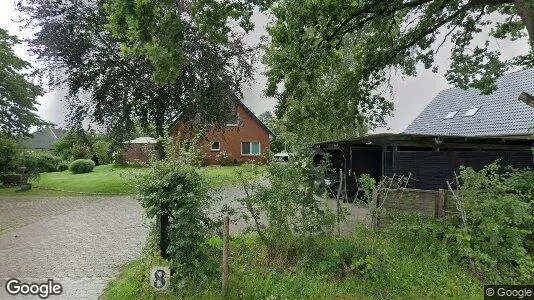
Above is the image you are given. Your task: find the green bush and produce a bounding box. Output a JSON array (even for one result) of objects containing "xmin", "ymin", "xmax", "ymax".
[
  {"xmin": 237, "ymin": 148, "xmax": 337, "ymax": 260},
  {"xmin": 112, "ymin": 150, "xmax": 128, "ymax": 166},
  {"xmin": 135, "ymin": 160, "xmax": 215, "ymax": 289},
  {"xmin": 384, "ymin": 162, "xmax": 534, "ymax": 283},
  {"xmin": 0, "ymin": 173, "xmax": 22, "ymax": 186},
  {"xmin": 57, "ymin": 162, "xmax": 69, "ymax": 172},
  {"xmin": 0, "ymin": 134, "xmax": 19, "ymax": 173},
  {"xmin": 71, "ymin": 144, "xmax": 92, "ymax": 160},
  {"xmin": 93, "ymin": 140, "xmax": 112, "ymax": 165},
  {"xmin": 215, "ymin": 150, "xmax": 232, "ymax": 166},
  {"xmin": 18, "ymin": 151, "xmax": 61, "ymax": 173},
  {"xmin": 69, "ymin": 159, "xmax": 95, "ymax": 174},
  {"xmin": 451, "ymin": 162, "xmax": 534, "ymax": 282}
]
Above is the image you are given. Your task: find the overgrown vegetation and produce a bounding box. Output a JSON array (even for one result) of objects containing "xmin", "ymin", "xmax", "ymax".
[
  {"xmin": 102, "ymin": 157, "xmax": 533, "ymax": 299},
  {"xmin": 135, "ymin": 160, "xmax": 219, "ymax": 292}
]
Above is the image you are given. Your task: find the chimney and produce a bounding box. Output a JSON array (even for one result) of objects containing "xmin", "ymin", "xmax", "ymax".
[{"xmin": 518, "ymin": 92, "xmax": 534, "ymax": 108}]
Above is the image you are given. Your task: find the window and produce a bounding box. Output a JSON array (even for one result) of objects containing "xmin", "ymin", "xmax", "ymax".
[
  {"xmin": 210, "ymin": 141, "xmax": 220, "ymax": 151},
  {"xmin": 226, "ymin": 114, "xmax": 239, "ymax": 126},
  {"xmin": 241, "ymin": 142, "xmax": 261, "ymax": 156},
  {"xmin": 443, "ymin": 110, "xmax": 459, "ymax": 119},
  {"xmin": 464, "ymin": 107, "xmax": 481, "ymax": 117}
]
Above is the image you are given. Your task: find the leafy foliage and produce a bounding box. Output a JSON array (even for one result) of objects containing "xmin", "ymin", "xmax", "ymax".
[
  {"xmin": 236, "ymin": 147, "xmax": 336, "ymax": 260},
  {"xmin": 0, "ymin": 28, "xmax": 45, "ymax": 136},
  {"xmin": 69, "ymin": 159, "xmax": 96, "ymax": 174},
  {"xmin": 56, "ymin": 162, "xmax": 69, "ymax": 172},
  {"xmin": 0, "ymin": 134, "xmax": 20, "ymax": 173},
  {"xmin": 18, "ymin": 151, "xmax": 61, "ymax": 173},
  {"xmin": 18, "ymin": 0, "xmax": 253, "ymax": 159},
  {"xmin": 71, "ymin": 144, "xmax": 92, "ymax": 160},
  {"xmin": 92, "ymin": 140, "xmax": 113, "ymax": 165},
  {"xmin": 135, "ymin": 160, "xmax": 216, "ymax": 287},
  {"xmin": 451, "ymin": 162, "xmax": 534, "ymax": 282},
  {"xmin": 258, "ymin": 0, "xmax": 534, "ymax": 138},
  {"xmin": 215, "ymin": 150, "xmax": 232, "ymax": 166}
]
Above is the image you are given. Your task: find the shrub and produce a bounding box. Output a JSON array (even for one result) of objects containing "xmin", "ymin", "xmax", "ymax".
[
  {"xmin": 450, "ymin": 162, "xmax": 534, "ymax": 282},
  {"xmin": 93, "ymin": 140, "xmax": 112, "ymax": 165},
  {"xmin": 0, "ymin": 173, "xmax": 22, "ymax": 186},
  {"xmin": 112, "ymin": 150, "xmax": 127, "ymax": 166},
  {"xmin": 215, "ymin": 150, "xmax": 232, "ymax": 166},
  {"xmin": 237, "ymin": 147, "xmax": 337, "ymax": 260},
  {"xmin": 71, "ymin": 144, "xmax": 92, "ymax": 160},
  {"xmin": 57, "ymin": 162, "xmax": 69, "ymax": 172},
  {"xmin": 135, "ymin": 160, "xmax": 215, "ymax": 288},
  {"xmin": 18, "ymin": 151, "xmax": 61, "ymax": 173},
  {"xmin": 69, "ymin": 159, "xmax": 95, "ymax": 174},
  {"xmin": 0, "ymin": 134, "xmax": 19, "ymax": 173}
]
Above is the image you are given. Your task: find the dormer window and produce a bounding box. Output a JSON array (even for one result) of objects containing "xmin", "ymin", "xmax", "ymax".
[
  {"xmin": 464, "ymin": 107, "xmax": 481, "ymax": 117},
  {"xmin": 443, "ymin": 110, "xmax": 459, "ymax": 120}
]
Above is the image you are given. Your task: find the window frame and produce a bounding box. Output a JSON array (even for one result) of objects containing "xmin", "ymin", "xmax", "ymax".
[
  {"xmin": 241, "ymin": 141, "xmax": 261, "ymax": 156},
  {"xmin": 443, "ymin": 110, "xmax": 459, "ymax": 120},
  {"xmin": 210, "ymin": 141, "xmax": 221, "ymax": 151},
  {"xmin": 464, "ymin": 107, "xmax": 481, "ymax": 117}
]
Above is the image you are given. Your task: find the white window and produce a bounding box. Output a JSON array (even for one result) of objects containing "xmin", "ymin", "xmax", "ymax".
[
  {"xmin": 241, "ymin": 142, "xmax": 261, "ymax": 156},
  {"xmin": 443, "ymin": 110, "xmax": 459, "ymax": 119},
  {"xmin": 210, "ymin": 141, "xmax": 220, "ymax": 151},
  {"xmin": 226, "ymin": 114, "xmax": 239, "ymax": 127},
  {"xmin": 464, "ymin": 107, "xmax": 481, "ymax": 117}
]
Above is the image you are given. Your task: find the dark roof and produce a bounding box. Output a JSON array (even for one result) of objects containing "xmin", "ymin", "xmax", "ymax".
[
  {"xmin": 405, "ymin": 68, "xmax": 534, "ymax": 136},
  {"xmin": 317, "ymin": 133, "xmax": 534, "ymax": 151},
  {"xmin": 23, "ymin": 127, "xmax": 66, "ymax": 150}
]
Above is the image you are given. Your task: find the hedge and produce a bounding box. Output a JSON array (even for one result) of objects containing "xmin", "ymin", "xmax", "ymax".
[{"xmin": 69, "ymin": 159, "xmax": 95, "ymax": 174}]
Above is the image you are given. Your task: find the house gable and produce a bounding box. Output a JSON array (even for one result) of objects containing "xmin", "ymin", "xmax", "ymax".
[{"xmin": 172, "ymin": 102, "xmax": 271, "ymax": 165}]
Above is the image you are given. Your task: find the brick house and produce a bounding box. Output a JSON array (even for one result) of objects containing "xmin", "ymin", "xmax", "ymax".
[{"xmin": 172, "ymin": 101, "xmax": 274, "ymax": 165}]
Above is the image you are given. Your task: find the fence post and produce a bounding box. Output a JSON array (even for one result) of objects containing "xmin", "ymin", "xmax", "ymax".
[
  {"xmin": 336, "ymin": 169, "xmax": 343, "ymax": 235},
  {"xmin": 158, "ymin": 210, "xmax": 170, "ymax": 259},
  {"xmin": 435, "ymin": 189, "xmax": 445, "ymax": 219},
  {"xmin": 369, "ymin": 189, "xmax": 378, "ymax": 230},
  {"xmin": 222, "ymin": 215, "xmax": 230, "ymax": 297}
]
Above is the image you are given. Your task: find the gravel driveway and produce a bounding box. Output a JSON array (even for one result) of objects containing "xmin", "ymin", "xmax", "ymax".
[{"xmin": 0, "ymin": 196, "xmax": 148, "ymax": 300}]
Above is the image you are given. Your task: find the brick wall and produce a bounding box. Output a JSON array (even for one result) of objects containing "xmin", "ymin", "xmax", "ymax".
[{"xmin": 121, "ymin": 144, "xmax": 156, "ymax": 164}]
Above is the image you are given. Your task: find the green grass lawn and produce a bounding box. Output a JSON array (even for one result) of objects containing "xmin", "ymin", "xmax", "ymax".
[{"xmin": 0, "ymin": 164, "xmax": 265, "ymax": 196}]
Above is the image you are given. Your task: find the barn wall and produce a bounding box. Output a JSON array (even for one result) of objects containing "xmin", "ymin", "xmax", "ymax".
[{"xmin": 383, "ymin": 150, "xmax": 533, "ymax": 190}]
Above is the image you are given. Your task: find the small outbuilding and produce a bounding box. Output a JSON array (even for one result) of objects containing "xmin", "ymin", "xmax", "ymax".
[
  {"xmin": 316, "ymin": 133, "xmax": 534, "ymax": 201},
  {"xmin": 121, "ymin": 137, "xmax": 157, "ymax": 164}
]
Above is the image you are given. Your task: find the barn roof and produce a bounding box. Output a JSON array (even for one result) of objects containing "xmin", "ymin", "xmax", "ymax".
[
  {"xmin": 316, "ymin": 133, "xmax": 534, "ymax": 151},
  {"xmin": 404, "ymin": 68, "xmax": 534, "ymax": 136}
]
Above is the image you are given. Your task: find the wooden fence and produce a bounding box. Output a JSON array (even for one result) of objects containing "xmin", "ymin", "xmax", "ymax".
[{"xmin": 369, "ymin": 188, "xmax": 456, "ymax": 228}]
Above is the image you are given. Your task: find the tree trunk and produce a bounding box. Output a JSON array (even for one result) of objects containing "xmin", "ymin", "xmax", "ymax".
[{"xmin": 514, "ymin": 0, "xmax": 534, "ymax": 51}]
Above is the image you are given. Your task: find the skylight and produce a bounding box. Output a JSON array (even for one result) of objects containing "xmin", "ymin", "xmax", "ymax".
[
  {"xmin": 464, "ymin": 107, "xmax": 481, "ymax": 117},
  {"xmin": 443, "ymin": 110, "xmax": 459, "ymax": 120}
]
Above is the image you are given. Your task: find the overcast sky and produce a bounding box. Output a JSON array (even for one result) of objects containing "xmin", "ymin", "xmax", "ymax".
[{"xmin": 1, "ymin": 1, "xmax": 530, "ymax": 133}]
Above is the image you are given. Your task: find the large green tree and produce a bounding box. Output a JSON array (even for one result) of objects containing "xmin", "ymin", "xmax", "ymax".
[
  {"xmin": 0, "ymin": 28, "xmax": 45, "ymax": 136},
  {"xmin": 262, "ymin": 0, "xmax": 534, "ymax": 135},
  {"xmin": 18, "ymin": 0, "xmax": 253, "ymax": 159}
]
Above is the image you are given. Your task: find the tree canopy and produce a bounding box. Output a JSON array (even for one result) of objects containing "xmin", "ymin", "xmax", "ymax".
[
  {"xmin": 18, "ymin": 0, "xmax": 254, "ymax": 158},
  {"xmin": 0, "ymin": 28, "xmax": 44, "ymax": 136},
  {"xmin": 262, "ymin": 0, "xmax": 534, "ymax": 136}
]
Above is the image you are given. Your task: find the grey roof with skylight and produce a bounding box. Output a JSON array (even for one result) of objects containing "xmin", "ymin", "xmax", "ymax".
[{"xmin": 404, "ymin": 68, "xmax": 534, "ymax": 136}]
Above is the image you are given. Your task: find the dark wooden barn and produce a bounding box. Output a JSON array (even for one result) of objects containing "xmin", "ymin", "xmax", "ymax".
[{"xmin": 315, "ymin": 134, "xmax": 534, "ymax": 200}]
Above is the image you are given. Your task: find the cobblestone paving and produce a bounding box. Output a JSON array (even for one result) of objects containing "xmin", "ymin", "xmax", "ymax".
[{"xmin": 0, "ymin": 196, "xmax": 147, "ymax": 300}]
